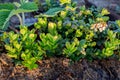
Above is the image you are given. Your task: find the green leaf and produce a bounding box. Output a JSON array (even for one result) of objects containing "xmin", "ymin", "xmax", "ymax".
[
  {"xmin": 70, "ymin": 42, "xmax": 76, "ymax": 51},
  {"xmin": 114, "ymin": 29, "xmax": 120, "ymax": 33},
  {"xmin": 12, "ymin": 3, "xmax": 38, "ymax": 14},
  {"xmin": 8, "ymin": 54, "xmax": 18, "ymax": 59},
  {"xmin": 79, "ymin": 39, "xmax": 86, "ymax": 47},
  {"xmin": 0, "ymin": 2, "xmax": 38, "ymax": 30},
  {"xmin": 102, "ymin": 16, "xmax": 109, "ymax": 21},
  {"xmin": 101, "ymin": 8, "xmax": 110, "ymax": 16},
  {"xmin": 21, "ymin": 53, "xmax": 26, "ymax": 60},
  {"xmin": 20, "ymin": 0, "xmax": 29, "ymax": 5},
  {"xmin": 71, "ymin": 47, "xmax": 77, "ymax": 53},
  {"xmin": 0, "ymin": 3, "xmax": 15, "ymax": 10},
  {"xmin": 60, "ymin": 0, "xmax": 71, "ymax": 5},
  {"xmin": 65, "ymin": 42, "xmax": 70, "ymax": 49},
  {"xmin": 31, "ymin": 64, "xmax": 38, "ymax": 69},
  {"xmin": 37, "ymin": 7, "xmax": 64, "ymax": 17},
  {"xmin": 19, "ymin": 2, "xmax": 38, "ymax": 11},
  {"xmin": 116, "ymin": 20, "xmax": 120, "ymax": 27},
  {"xmin": 0, "ymin": 9, "xmax": 11, "ymax": 30}
]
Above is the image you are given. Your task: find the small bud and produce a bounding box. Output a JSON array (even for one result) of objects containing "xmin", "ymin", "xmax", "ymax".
[
  {"xmin": 96, "ymin": 18, "xmax": 104, "ymax": 22},
  {"xmin": 34, "ymin": 23, "xmax": 41, "ymax": 29},
  {"xmin": 48, "ymin": 22, "xmax": 57, "ymax": 35},
  {"xmin": 76, "ymin": 29, "xmax": 82, "ymax": 37},
  {"xmin": 48, "ymin": 22, "xmax": 56, "ymax": 30},
  {"xmin": 2, "ymin": 32, "xmax": 7, "ymax": 40},
  {"xmin": 57, "ymin": 20, "xmax": 62, "ymax": 29},
  {"xmin": 101, "ymin": 8, "xmax": 110, "ymax": 16},
  {"xmin": 60, "ymin": 11, "xmax": 67, "ymax": 19},
  {"xmin": 74, "ymin": 38, "xmax": 79, "ymax": 46},
  {"xmin": 60, "ymin": 0, "xmax": 71, "ymax": 5},
  {"xmin": 81, "ymin": 48, "xmax": 86, "ymax": 55},
  {"xmin": 116, "ymin": 20, "xmax": 120, "ymax": 27},
  {"xmin": 13, "ymin": 41, "xmax": 21, "ymax": 50},
  {"xmin": 53, "ymin": 35, "xmax": 58, "ymax": 40},
  {"xmin": 38, "ymin": 18, "xmax": 47, "ymax": 27},
  {"xmin": 79, "ymin": 25, "xmax": 84, "ymax": 29},
  {"xmin": 29, "ymin": 33, "xmax": 35, "ymax": 39},
  {"xmin": 91, "ymin": 42, "xmax": 96, "ymax": 47},
  {"xmin": 20, "ymin": 27, "xmax": 27, "ymax": 35},
  {"xmin": 85, "ymin": 10, "xmax": 91, "ymax": 15}
]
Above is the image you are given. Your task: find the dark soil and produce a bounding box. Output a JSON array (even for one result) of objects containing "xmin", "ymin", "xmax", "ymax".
[{"xmin": 0, "ymin": 53, "xmax": 120, "ymax": 80}]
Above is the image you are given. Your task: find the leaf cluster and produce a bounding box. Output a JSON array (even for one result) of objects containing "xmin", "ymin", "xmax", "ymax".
[
  {"xmin": 0, "ymin": 0, "xmax": 38, "ymax": 30},
  {"xmin": 2, "ymin": 27, "xmax": 43, "ymax": 70}
]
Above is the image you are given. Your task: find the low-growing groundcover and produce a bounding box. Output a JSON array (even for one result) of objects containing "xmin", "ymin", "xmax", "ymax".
[{"xmin": 0, "ymin": 0, "xmax": 120, "ymax": 79}]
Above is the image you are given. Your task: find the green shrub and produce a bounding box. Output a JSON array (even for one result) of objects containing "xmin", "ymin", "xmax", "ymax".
[
  {"xmin": 2, "ymin": 27, "xmax": 44, "ymax": 70},
  {"xmin": 34, "ymin": 0, "xmax": 120, "ymax": 61}
]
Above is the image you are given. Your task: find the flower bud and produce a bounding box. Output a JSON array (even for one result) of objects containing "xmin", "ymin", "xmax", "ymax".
[
  {"xmin": 76, "ymin": 29, "xmax": 82, "ymax": 37},
  {"xmin": 34, "ymin": 23, "xmax": 41, "ymax": 29},
  {"xmin": 2, "ymin": 32, "xmax": 7, "ymax": 40},
  {"xmin": 60, "ymin": 0, "xmax": 71, "ymax": 5},
  {"xmin": 38, "ymin": 18, "xmax": 47, "ymax": 27},
  {"xmin": 101, "ymin": 8, "xmax": 110, "ymax": 16},
  {"xmin": 48, "ymin": 22, "xmax": 56, "ymax": 30},
  {"xmin": 29, "ymin": 33, "xmax": 35, "ymax": 39},
  {"xmin": 48, "ymin": 22, "xmax": 57, "ymax": 35},
  {"xmin": 85, "ymin": 10, "xmax": 91, "ymax": 15},
  {"xmin": 13, "ymin": 41, "xmax": 21, "ymax": 50},
  {"xmin": 74, "ymin": 38, "xmax": 79, "ymax": 46},
  {"xmin": 116, "ymin": 20, "xmax": 120, "ymax": 27},
  {"xmin": 53, "ymin": 35, "xmax": 58, "ymax": 40},
  {"xmin": 96, "ymin": 18, "xmax": 104, "ymax": 22},
  {"xmin": 79, "ymin": 25, "xmax": 84, "ymax": 29},
  {"xmin": 20, "ymin": 27, "xmax": 28, "ymax": 35},
  {"xmin": 91, "ymin": 42, "xmax": 96, "ymax": 47},
  {"xmin": 57, "ymin": 20, "xmax": 62, "ymax": 29},
  {"xmin": 60, "ymin": 11, "xmax": 67, "ymax": 19}
]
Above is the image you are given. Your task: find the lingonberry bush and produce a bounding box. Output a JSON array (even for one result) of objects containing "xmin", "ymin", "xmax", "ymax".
[{"xmin": 1, "ymin": 0, "xmax": 120, "ymax": 69}]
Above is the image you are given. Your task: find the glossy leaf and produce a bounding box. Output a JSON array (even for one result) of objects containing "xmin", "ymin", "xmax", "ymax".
[{"xmin": 40, "ymin": 7, "xmax": 64, "ymax": 17}]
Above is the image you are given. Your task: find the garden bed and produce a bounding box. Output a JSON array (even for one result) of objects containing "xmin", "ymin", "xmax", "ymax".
[{"xmin": 0, "ymin": 0, "xmax": 120, "ymax": 80}]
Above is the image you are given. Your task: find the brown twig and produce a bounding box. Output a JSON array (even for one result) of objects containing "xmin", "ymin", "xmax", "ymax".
[
  {"xmin": 9, "ymin": 26, "xmax": 19, "ymax": 33},
  {"xmin": 0, "ymin": 58, "xmax": 8, "ymax": 65},
  {"xmin": 83, "ymin": 60, "xmax": 97, "ymax": 80}
]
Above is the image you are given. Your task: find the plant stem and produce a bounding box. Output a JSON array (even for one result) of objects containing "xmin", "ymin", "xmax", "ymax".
[
  {"xmin": 22, "ymin": 12, "xmax": 25, "ymax": 25},
  {"xmin": 16, "ymin": 14, "xmax": 23, "ymax": 25},
  {"xmin": 9, "ymin": 26, "xmax": 19, "ymax": 33}
]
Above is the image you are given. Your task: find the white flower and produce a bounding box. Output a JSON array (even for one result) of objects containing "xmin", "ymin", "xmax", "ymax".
[{"xmin": 91, "ymin": 22, "xmax": 107, "ymax": 32}]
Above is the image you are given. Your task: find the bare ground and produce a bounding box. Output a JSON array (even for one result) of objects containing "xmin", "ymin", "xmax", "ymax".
[{"xmin": 0, "ymin": 53, "xmax": 120, "ymax": 80}]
